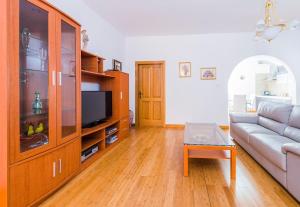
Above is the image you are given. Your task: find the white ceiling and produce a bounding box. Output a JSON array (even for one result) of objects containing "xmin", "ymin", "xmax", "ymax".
[{"xmin": 83, "ymin": 0, "xmax": 300, "ymax": 36}]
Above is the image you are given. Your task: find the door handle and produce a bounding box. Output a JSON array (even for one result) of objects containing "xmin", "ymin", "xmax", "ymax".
[
  {"xmin": 59, "ymin": 158, "xmax": 62, "ymax": 174},
  {"xmin": 52, "ymin": 161, "xmax": 56, "ymax": 177},
  {"xmin": 52, "ymin": 71, "xmax": 56, "ymax": 86},
  {"xmin": 58, "ymin": 72, "xmax": 62, "ymax": 86},
  {"xmin": 120, "ymin": 91, "xmax": 123, "ymax": 100},
  {"xmin": 139, "ymin": 91, "xmax": 142, "ymax": 99}
]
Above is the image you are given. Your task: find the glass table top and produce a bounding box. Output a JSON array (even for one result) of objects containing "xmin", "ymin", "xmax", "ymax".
[{"xmin": 184, "ymin": 123, "xmax": 235, "ymax": 146}]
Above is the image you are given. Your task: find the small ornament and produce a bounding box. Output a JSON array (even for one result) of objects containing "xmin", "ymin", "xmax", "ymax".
[
  {"xmin": 32, "ymin": 91, "xmax": 43, "ymax": 114},
  {"xmin": 81, "ymin": 29, "xmax": 89, "ymax": 50},
  {"xmin": 27, "ymin": 125, "xmax": 35, "ymax": 136},
  {"xmin": 21, "ymin": 28, "xmax": 31, "ymax": 49},
  {"xmin": 35, "ymin": 122, "xmax": 44, "ymax": 134}
]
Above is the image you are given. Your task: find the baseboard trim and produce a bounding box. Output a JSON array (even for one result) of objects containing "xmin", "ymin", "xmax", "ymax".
[
  {"xmin": 165, "ymin": 124, "xmax": 185, "ymax": 129},
  {"xmin": 219, "ymin": 125, "xmax": 230, "ymax": 130},
  {"xmin": 165, "ymin": 124, "xmax": 230, "ymax": 130}
]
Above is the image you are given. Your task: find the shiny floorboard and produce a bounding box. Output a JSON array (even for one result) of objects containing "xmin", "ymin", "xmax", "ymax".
[{"xmin": 41, "ymin": 127, "xmax": 299, "ymax": 207}]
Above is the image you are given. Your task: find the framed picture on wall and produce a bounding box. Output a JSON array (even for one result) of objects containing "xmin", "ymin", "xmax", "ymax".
[
  {"xmin": 179, "ymin": 62, "xmax": 191, "ymax": 78},
  {"xmin": 200, "ymin": 67, "xmax": 216, "ymax": 80},
  {"xmin": 113, "ymin": 59, "xmax": 122, "ymax": 71}
]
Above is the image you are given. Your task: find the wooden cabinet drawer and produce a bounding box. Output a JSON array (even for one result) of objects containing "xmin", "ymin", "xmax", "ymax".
[
  {"xmin": 9, "ymin": 152, "xmax": 56, "ymax": 207},
  {"xmin": 9, "ymin": 139, "xmax": 80, "ymax": 207},
  {"xmin": 120, "ymin": 117, "xmax": 129, "ymax": 130},
  {"xmin": 59, "ymin": 138, "xmax": 81, "ymax": 180}
]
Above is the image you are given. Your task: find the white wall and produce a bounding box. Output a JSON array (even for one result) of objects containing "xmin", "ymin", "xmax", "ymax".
[
  {"xmin": 47, "ymin": 0, "xmax": 125, "ymax": 69},
  {"xmin": 125, "ymin": 31, "xmax": 300, "ymax": 125}
]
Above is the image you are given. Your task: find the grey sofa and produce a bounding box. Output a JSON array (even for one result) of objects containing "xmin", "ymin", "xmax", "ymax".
[{"xmin": 230, "ymin": 101, "xmax": 300, "ymax": 201}]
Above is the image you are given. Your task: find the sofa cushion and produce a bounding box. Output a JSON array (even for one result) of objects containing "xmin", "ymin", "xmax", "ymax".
[
  {"xmin": 249, "ymin": 134, "xmax": 296, "ymax": 171},
  {"xmin": 284, "ymin": 127, "xmax": 300, "ymax": 143},
  {"xmin": 231, "ymin": 123, "xmax": 277, "ymax": 143},
  {"xmin": 257, "ymin": 102, "xmax": 293, "ymax": 123},
  {"xmin": 230, "ymin": 113, "xmax": 258, "ymax": 124},
  {"xmin": 288, "ymin": 106, "xmax": 300, "ymax": 129},
  {"xmin": 258, "ymin": 116, "xmax": 287, "ymax": 135}
]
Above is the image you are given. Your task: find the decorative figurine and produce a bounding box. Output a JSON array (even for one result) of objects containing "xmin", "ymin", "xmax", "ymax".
[
  {"xmin": 35, "ymin": 122, "xmax": 44, "ymax": 134},
  {"xmin": 32, "ymin": 91, "xmax": 43, "ymax": 114},
  {"xmin": 21, "ymin": 28, "xmax": 31, "ymax": 49},
  {"xmin": 27, "ymin": 124, "xmax": 35, "ymax": 136},
  {"xmin": 81, "ymin": 29, "xmax": 89, "ymax": 50}
]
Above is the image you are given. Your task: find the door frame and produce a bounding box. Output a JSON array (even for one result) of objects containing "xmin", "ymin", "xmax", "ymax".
[{"xmin": 135, "ymin": 61, "xmax": 166, "ymax": 127}]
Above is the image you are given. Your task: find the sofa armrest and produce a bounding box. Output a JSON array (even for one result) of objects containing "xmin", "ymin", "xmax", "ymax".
[
  {"xmin": 282, "ymin": 143, "xmax": 300, "ymax": 156},
  {"xmin": 283, "ymin": 143, "xmax": 300, "ymax": 201},
  {"xmin": 230, "ymin": 113, "xmax": 258, "ymax": 124}
]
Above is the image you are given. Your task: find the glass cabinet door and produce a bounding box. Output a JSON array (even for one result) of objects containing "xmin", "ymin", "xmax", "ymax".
[
  {"xmin": 18, "ymin": 0, "xmax": 56, "ymax": 154},
  {"xmin": 57, "ymin": 17, "xmax": 80, "ymax": 144}
]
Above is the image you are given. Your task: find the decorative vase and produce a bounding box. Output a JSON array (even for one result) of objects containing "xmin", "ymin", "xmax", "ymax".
[
  {"xmin": 81, "ymin": 29, "xmax": 89, "ymax": 50},
  {"xmin": 32, "ymin": 91, "xmax": 43, "ymax": 114}
]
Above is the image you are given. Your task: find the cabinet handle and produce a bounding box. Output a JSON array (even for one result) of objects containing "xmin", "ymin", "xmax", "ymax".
[
  {"xmin": 120, "ymin": 91, "xmax": 123, "ymax": 100},
  {"xmin": 52, "ymin": 161, "xmax": 56, "ymax": 177},
  {"xmin": 58, "ymin": 72, "xmax": 62, "ymax": 86},
  {"xmin": 52, "ymin": 71, "xmax": 56, "ymax": 86},
  {"xmin": 59, "ymin": 159, "xmax": 62, "ymax": 174}
]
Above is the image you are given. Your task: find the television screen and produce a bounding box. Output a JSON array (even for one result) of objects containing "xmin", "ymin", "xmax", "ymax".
[{"xmin": 82, "ymin": 91, "xmax": 112, "ymax": 128}]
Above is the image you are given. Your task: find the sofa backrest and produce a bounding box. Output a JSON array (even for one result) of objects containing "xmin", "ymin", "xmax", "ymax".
[
  {"xmin": 257, "ymin": 102, "xmax": 293, "ymax": 135},
  {"xmin": 284, "ymin": 106, "xmax": 300, "ymax": 142}
]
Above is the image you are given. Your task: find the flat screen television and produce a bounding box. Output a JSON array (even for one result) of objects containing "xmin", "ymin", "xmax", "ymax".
[{"xmin": 82, "ymin": 91, "xmax": 112, "ymax": 128}]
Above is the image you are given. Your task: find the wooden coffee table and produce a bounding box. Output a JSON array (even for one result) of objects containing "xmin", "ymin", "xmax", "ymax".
[{"xmin": 183, "ymin": 123, "xmax": 237, "ymax": 179}]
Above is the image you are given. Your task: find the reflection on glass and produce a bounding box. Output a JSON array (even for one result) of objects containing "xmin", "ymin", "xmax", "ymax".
[
  {"xmin": 61, "ymin": 21, "xmax": 77, "ymax": 138},
  {"xmin": 19, "ymin": 0, "xmax": 49, "ymax": 152}
]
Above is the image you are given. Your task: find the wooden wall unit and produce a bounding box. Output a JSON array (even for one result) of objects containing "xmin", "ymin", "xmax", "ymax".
[
  {"xmin": 4, "ymin": 0, "xmax": 81, "ymax": 206},
  {"xmin": 81, "ymin": 56, "xmax": 130, "ymax": 170},
  {"xmin": 2, "ymin": 0, "xmax": 130, "ymax": 206}
]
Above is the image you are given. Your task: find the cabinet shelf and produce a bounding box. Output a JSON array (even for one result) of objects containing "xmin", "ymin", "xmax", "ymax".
[
  {"xmin": 82, "ymin": 136, "xmax": 104, "ymax": 151},
  {"xmin": 21, "ymin": 112, "xmax": 48, "ymax": 120},
  {"xmin": 81, "ymin": 70, "xmax": 114, "ymax": 78},
  {"xmin": 22, "ymin": 68, "xmax": 49, "ymax": 73},
  {"xmin": 105, "ymin": 129, "xmax": 119, "ymax": 138},
  {"xmin": 81, "ymin": 119, "xmax": 119, "ymax": 137}
]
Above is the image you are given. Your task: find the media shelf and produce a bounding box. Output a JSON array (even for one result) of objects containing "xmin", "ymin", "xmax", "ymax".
[
  {"xmin": 81, "ymin": 131, "xmax": 105, "ymax": 151},
  {"xmin": 80, "ymin": 49, "xmax": 129, "ymax": 171},
  {"xmin": 82, "ymin": 119, "xmax": 119, "ymax": 137},
  {"xmin": 106, "ymin": 129, "xmax": 119, "ymax": 138},
  {"xmin": 80, "ymin": 119, "xmax": 121, "ymax": 169}
]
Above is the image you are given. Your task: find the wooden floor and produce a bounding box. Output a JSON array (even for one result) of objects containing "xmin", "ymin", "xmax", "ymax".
[{"xmin": 41, "ymin": 127, "xmax": 300, "ymax": 207}]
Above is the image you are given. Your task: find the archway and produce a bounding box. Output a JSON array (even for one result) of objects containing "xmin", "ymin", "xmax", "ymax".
[{"xmin": 228, "ymin": 55, "xmax": 297, "ymax": 113}]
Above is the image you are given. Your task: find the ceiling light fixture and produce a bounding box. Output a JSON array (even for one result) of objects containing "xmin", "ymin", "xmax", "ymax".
[{"xmin": 255, "ymin": 0, "xmax": 300, "ymax": 42}]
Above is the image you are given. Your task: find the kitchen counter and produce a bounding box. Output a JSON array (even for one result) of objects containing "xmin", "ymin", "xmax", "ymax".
[{"xmin": 255, "ymin": 96, "xmax": 292, "ymax": 108}]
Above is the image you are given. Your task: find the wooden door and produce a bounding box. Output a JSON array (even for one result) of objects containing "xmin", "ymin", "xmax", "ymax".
[
  {"xmin": 9, "ymin": 151, "xmax": 57, "ymax": 207},
  {"xmin": 56, "ymin": 139, "xmax": 80, "ymax": 181},
  {"xmin": 56, "ymin": 14, "xmax": 81, "ymax": 145},
  {"xmin": 136, "ymin": 61, "xmax": 165, "ymax": 127},
  {"xmin": 9, "ymin": 0, "xmax": 57, "ymax": 163}
]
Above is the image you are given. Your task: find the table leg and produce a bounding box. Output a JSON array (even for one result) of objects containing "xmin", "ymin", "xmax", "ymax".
[
  {"xmin": 230, "ymin": 147, "xmax": 237, "ymax": 179},
  {"xmin": 184, "ymin": 145, "xmax": 189, "ymax": 177}
]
